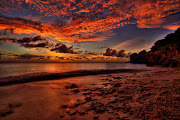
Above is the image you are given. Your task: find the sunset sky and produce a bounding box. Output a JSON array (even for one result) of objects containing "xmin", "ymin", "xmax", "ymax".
[{"xmin": 0, "ymin": 0, "xmax": 179, "ymax": 62}]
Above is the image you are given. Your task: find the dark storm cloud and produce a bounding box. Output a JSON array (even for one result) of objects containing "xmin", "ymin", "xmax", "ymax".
[
  {"xmin": 20, "ymin": 42, "xmax": 50, "ymax": 48},
  {"xmin": 103, "ymin": 48, "xmax": 116, "ymax": 56},
  {"xmin": 50, "ymin": 43, "xmax": 82, "ymax": 54},
  {"xmin": 124, "ymin": 52, "xmax": 131, "ymax": 58},
  {"xmin": 0, "ymin": 36, "xmax": 52, "ymax": 48},
  {"xmin": 50, "ymin": 43, "xmax": 74, "ymax": 53},
  {"xmin": 0, "ymin": 36, "xmax": 80, "ymax": 54},
  {"xmin": 103, "ymin": 48, "xmax": 129, "ymax": 57},
  {"xmin": 17, "ymin": 35, "xmax": 46, "ymax": 44},
  {"xmin": 116, "ymin": 50, "xmax": 126, "ymax": 57}
]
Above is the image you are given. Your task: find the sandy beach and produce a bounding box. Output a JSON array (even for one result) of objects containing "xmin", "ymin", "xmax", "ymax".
[
  {"xmin": 0, "ymin": 67, "xmax": 179, "ymax": 120},
  {"xmin": 1, "ymin": 0, "xmax": 179, "ymax": 120}
]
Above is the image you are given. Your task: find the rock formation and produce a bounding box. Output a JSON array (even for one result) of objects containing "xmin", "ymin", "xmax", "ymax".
[{"xmin": 130, "ymin": 27, "xmax": 180, "ymax": 67}]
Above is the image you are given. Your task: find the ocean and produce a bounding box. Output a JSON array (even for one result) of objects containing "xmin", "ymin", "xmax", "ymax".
[{"xmin": 0, "ymin": 63, "xmax": 149, "ymax": 78}]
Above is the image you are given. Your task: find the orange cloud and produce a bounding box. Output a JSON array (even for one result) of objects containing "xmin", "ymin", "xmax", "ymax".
[{"xmin": 0, "ymin": 0, "xmax": 179, "ymax": 42}]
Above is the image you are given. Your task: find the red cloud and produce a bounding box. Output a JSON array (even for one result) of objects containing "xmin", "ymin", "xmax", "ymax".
[{"xmin": 0, "ymin": 0, "xmax": 179, "ymax": 42}]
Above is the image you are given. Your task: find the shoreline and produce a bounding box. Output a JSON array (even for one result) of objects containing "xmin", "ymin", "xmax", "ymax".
[
  {"xmin": 0, "ymin": 67, "xmax": 179, "ymax": 119},
  {"xmin": 58, "ymin": 68, "xmax": 180, "ymax": 120},
  {"xmin": 0, "ymin": 69, "xmax": 148, "ymax": 86}
]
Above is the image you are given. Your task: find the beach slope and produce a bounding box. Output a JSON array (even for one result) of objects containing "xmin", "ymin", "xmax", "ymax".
[{"xmin": 0, "ymin": 67, "xmax": 179, "ymax": 120}]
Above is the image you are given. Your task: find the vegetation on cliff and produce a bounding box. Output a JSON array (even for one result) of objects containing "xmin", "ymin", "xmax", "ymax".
[{"xmin": 130, "ymin": 27, "xmax": 180, "ymax": 67}]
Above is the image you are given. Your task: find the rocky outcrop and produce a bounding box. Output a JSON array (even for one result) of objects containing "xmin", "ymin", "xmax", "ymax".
[{"xmin": 130, "ymin": 27, "xmax": 180, "ymax": 67}]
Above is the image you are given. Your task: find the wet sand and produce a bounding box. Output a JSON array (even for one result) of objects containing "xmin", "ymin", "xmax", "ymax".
[{"xmin": 0, "ymin": 67, "xmax": 179, "ymax": 120}]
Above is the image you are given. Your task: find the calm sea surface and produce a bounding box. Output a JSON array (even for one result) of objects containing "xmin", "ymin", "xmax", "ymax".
[{"xmin": 0, "ymin": 63, "xmax": 150, "ymax": 78}]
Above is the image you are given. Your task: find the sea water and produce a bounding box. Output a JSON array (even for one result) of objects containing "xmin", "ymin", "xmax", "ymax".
[{"xmin": 0, "ymin": 63, "xmax": 150, "ymax": 78}]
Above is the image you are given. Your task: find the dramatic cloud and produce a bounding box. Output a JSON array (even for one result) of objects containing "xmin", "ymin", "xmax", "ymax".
[
  {"xmin": 0, "ymin": 0, "xmax": 179, "ymax": 42},
  {"xmin": 116, "ymin": 50, "xmax": 126, "ymax": 57},
  {"xmin": 103, "ymin": 48, "xmax": 130, "ymax": 57},
  {"xmin": 50, "ymin": 43, "xmax": 81, "ymax": 54},
  {"xmin": 0, "ymin": 36, "xmax": 52, "ymax": 48},
  {"xmin": 0, "ymin": 36, "xmax": 79, "ymax": 54}
]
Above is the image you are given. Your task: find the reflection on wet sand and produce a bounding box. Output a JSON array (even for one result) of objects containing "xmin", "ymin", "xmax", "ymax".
[
  {"xmin": 0, "ymin": 75, "xmax": 106, "ymax": 120},
  {"xmin": 0, "ymin": 67, "xmax": 179, "ymax": 120}
]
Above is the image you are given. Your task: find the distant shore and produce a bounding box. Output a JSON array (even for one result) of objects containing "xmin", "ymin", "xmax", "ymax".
[{"xmin": 0, "ymin": 67, "xmax": 179, "ymax": 120}]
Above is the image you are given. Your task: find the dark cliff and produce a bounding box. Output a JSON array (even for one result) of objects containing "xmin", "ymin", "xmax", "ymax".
[{"xmin": 130, "ymin": 27, "xmax": 180, "ymax": 67}]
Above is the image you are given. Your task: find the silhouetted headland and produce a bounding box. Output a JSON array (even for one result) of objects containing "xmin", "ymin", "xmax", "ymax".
[{"xmin": 130, "ymin": 27, "xmax": 180, "ymax": 67}]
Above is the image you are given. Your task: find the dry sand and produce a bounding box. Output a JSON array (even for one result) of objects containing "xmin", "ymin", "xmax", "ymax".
[{"xmin": 0, "ymin": 67, "xmax": 179, "ymax": 120}]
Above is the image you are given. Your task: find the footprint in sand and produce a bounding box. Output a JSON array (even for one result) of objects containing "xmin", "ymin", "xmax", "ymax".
[{"xmin": 0, "ymin": 103, "xmax": 22, "ymax": 118}]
